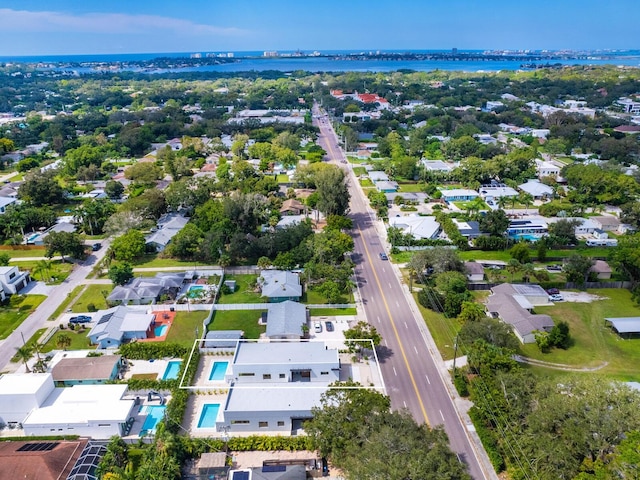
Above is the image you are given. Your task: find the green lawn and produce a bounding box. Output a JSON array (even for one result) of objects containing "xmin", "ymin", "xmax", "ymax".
[
  {"xmin": 10, "ymin": 328, "xmax": 47, "ymax": 363},
  {"xmin": 302, "ymin": 287, "xmax": 350, "ymax": 305},
  {"xmin": 207, "ymin": 310, "xmax": 266, "ymax": 339},
  {"xmin": 11, "ymin": 259, "xmax": 74, "ymax": 284},
  {"xmin": 42, "ymin": 329, "xmax": 94, "ymax": 352},
  {"xmin": 0, "ymin": 247, "xmax": 47, "ymax": 258},
  {"xmin": 390, "ymin": 251, "xmax": 413, "ymax": 264},
  {"xmin": 51, "ymin": 285, "xmax": 84, "ymax": 320},
  {"xmin": 360, "ymin": 178, "xmax": 374, "ymax": 187},
  {"xmin": 72, "ymin": 284, "xmax": 112, "ymax": 313},
  {"xmin": 454, "ymin": 200, "xmax": 490, "ymax": 211},
  {"xmin": 411, "ymin": 290, "xmax": 459, "ymax": 360},
  {"xmin": 397, "ymin": 183, "xmax": 426, "ymax": 193},
  {"xmin": 353, "ymin": 167, "xmax": 367, "ymax": 176},
  {"xmin": 276, "ymin": 174, "xmax": 290, "ymax": 183},
  {"xmin": 519, "ymin": 289, "xmax": 640, "ymax": 381},
  {"xmin": 132, "ymin": 254, "xmax": 198, "ymax": 269},
  {"xmin": 0, "ymin": 295, "xmax": 47, "ymax": 340},
  {"xmin": 217, "ymin": 275, "xmax": 264, "ymax": 304},
  {"xmin": 165, "ymin": 311, "xmax": 209, "ymax": 346}
]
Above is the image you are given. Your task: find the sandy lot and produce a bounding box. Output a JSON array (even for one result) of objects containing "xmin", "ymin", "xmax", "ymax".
[{"xmin": 559, "ymin": 291, "xmax": 608, "ymax": 303}]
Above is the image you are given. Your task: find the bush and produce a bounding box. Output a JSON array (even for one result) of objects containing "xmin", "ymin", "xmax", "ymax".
[
  {"xmin": 118, "ymin": 342, "xmax": 188, "ymax": 360},
  {"xmin": 87, "ymin": 303, "xmax": 97, "ymax": 312},
  {"xmin": 474, "ymin": 236, "xmax": 510, "ymax": 251},
  {"xmin": 453, "ymin": 371, "xmax": 469, "ymax": 397},
  {"xmin": 468, "ymin": 406, "xmax": 506, "ymax": 472}
]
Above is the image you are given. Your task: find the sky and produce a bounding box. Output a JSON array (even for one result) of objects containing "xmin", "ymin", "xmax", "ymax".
[{"xmin": 0, "ymin": 0, "xmax": 638, "ymax": 57}]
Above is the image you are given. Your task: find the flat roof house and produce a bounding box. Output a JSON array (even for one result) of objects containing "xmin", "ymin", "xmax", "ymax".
[
  {"xmin": 439, "ymin": 188, "xmax": 479, "ymax": 203},
  {"xmin": 0, "ymin": 266, "xmax": 30, "ymax": 296},
  {"xmin": 259, "ymin": 270, "xmax": 302, "ymax": 303},
  {"xmin": 486, "ymin": 283, "xmax": 554, "ymax": 343},
  {"xmin": 453, "ymin": 219, "xmax": 482, "ymax": 239}
]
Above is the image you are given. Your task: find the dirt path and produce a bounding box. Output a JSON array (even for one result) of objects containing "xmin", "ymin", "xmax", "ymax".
[{"xmin": 514, "ymin": 354, "xmax": 608, "ymax": 372}]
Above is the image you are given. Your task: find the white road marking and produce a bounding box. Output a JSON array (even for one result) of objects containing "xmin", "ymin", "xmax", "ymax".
[
  {"xmin": 440, "ymin": 410, "xmax": 445, "ymax": 422},
  {"xmin": 414, "ymin": 346, "xmax": 419, "ymax": 355},
  {"xmin": 393, "ymin": 367, "xmax": 397, "ymax": 376},
  {"xmin": 396, "ymin": 300, "xmax": 400, "ymax": 307},
  {"xmin": 388, "ymin": 282, "xmax": 392, "ymax": 289},
  {"xmin": 425, "ymin": 375, "xmax": 431, "ymax": 385},
  {"xmin": 404, "ymin": 321, "xmax": 408, "ymax": 329},
  {"xmin": 403, "ymin": 401, "xmax": 407, "ymax": 408},
  {"xmin": 376, "ymin": 316, "xmax": 381, "ymax": 323}
]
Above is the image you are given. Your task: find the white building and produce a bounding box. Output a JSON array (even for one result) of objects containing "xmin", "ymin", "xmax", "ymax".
[
  {"xmin": 616, "ymin": 97, "xmax": 640, "ymax": 115},
  {"xmin": 518, "ymin": 179, "xmax": 554, "ymax": 200},
  {"xmin": 485, "ymin": 101, "xmax": 504, "ymax": 111},
  {"xmin": 535, "ymin": 159, "xmax": 561, "ymax": 178},
  {"xmin": 0, "ymin": 373, "xmax": 134, "ymax": 438},
  {"xmin": 388, "ymin": 215, "xmax": 441, "ymax": 240},
  {"xmin": 479, "ymin": 184, "xmax": 519, "ymax": 204},
  {"xmin": 0, "ymin": 266, "xmax": 30, "ymax": 297}
]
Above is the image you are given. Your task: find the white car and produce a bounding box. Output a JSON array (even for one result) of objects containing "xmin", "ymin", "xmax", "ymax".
[
  {"xmin": 549, "ymin": 294, "xmax": 564, "ymax": 302},
  {"xmin": 314, "ymin": 322, "xmax": 322, "ymax": 333}
]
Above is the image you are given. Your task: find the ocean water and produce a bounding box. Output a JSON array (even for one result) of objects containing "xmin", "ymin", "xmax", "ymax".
[{"xmin": 2, "ymin": 50, "xmax": 639, "ymax": 73}]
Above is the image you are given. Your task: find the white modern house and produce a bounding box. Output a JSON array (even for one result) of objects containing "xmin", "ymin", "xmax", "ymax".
[
  {"xmin": 535, "ymin": 159, "xmax": 561, "ymax": 178},
  {"xmin": 388, "ymin": 215, "xmax": 441, "ymax": 240},
  {"xmin": 0, "ymin": 266, "xmax": 30, "ymax": 298},
  {"xmin": 215, "ymin": 342, "xmax": 340, "ymax": 434},
  {"xmin": 0, "ymin": 373, "xmax": 134, "ymax": 438}
]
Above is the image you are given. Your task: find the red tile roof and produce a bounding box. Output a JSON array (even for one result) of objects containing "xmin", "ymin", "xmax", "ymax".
[
  {"xmin": 0, "ymin": 439, "xmax": 88, "ymax": 480},
  {"xmin": 357, "ymin": 93, "xmax": 388, "ymax": 104}
]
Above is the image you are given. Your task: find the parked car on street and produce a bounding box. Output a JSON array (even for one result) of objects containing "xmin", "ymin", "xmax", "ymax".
[{"xmin": 546, "ymin": 288, "xmax": 560, "ymax": 295}]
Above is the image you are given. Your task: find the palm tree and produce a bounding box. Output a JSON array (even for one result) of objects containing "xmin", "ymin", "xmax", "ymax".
[
  {"xmin": 519, "ymin": 192, "xmax": 534, "ymax": 215},
  {"xmin": 56, "ymin": 333, "xmax": 72, "ymax": 351},
  {"xmin": 497, "ymin": 195, "xmax": 509, "ymax": 213},
  {"xmin": 15, "ymin": 345, "xmax": 34, "ymax": 373},
  {"xmin": 506, "ymin": 259, "xmax": 521, "ymax": 282},
  {"xmin": 521, "ymin": 263, "xmax": 536, "ymax": 283},
  {"xmin": 33, "ymin": 259, "xmax": 52, "ymax": 283}
]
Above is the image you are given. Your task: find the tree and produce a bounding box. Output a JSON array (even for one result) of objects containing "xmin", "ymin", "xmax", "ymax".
[
  {"xmin": 33, "ymin": 259, "xmax": 52, "ymax": 282},
  {"xmin": 124, "ymin": 162, "xmax": 162, "ymax": 184},
  {"xmin": 459, "ymin": 318, "xmax": 519, "ymax": 350},
  {"xmin": 315, "ymin": 165, "xmax": 350, "ymax": 216},
  {"xmin": 564, "ymin": 254, "xmax": 594, "ymax": 285},
  {"xmin": 521, "ymin": 262, "xmax": 535, "ymax": 283},
  {"xmin": 317, "ymin": 280, "xmax": 342, "ymax": 303},
  {"xmin": 44, "ymin": 231, "xmax": 85, "ymax": 261},
  {"xmin": 74, "ymin": 199, "xmax": 116, "ymax": 236},
  {"xmin": 15, "ymin": 344, "xmax": 33, "ymax": 372},
  {"xmin": 325, "ymin": 215, "xmax": 353, "ymax": 231},
  {"xmin": 108, "ymin": 263, "xmax": 134, "ymax": 286},
  {"xmin": 56, "ymin": 333, "xmax": 72, "ymax": 351},
  {"xmin": 408, "ymin": 246, "xmax": 465, "ymax": 277},
  {"xmin": 506, "ymin": 258, "xmax": 521, "ymax": 281},
  {"xmin": 166, "ymin": 224, "xmax": 203, "ymax": 260},
  {"xmin": 457, "ymin": 301, "xmax": 487, "ymax": 324},
  {"xmin": 548, "ymin": 218, "xmax": 580, "ymax": 246},
  {"xmin": 17, "ymin": 170, "xmax": 65, "ymax": 206},
  {"xmin": 509, "ymin": 242, "xmax": 530, "ymax": 263},
  {"xmin": 0, "ymin": 252, "xmax": 10, "ymax": 266},
  {"xmin": 479, "ymin": 208, "xmax": 509, "ymax": 236},
  {"xmin": 343, "ymin": 321, "xmax": 382, "ymax": 354},
  {"xmin": 110, "ymin": 230, "xmax": 146, "ymax": 262},
  {"xmin": 104, "ymin": 211, "xmax": 150, "ymax": 237},
  {"xmin": 105, "ymin": 180, "xmax": 125, "ymax": 199}
]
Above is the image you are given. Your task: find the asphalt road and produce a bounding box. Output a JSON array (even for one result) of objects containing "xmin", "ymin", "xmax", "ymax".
[
  {"xmin": 314, "ymin": 108, "xmax": 491, "ymax": 480},
  {"xmin": 0, "ymin": 240, "xmax": 111, "ymax": 370}
]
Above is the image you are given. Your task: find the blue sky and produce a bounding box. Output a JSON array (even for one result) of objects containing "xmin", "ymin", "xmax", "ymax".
[{"xmin": 0, "ymin": 0, "xmax": 637, "ymax": 56}]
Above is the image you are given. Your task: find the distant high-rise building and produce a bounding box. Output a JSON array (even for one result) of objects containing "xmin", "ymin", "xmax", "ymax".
[{"xmin": 452, "ymin": 48, "xmax": 458, "ymax": 55}]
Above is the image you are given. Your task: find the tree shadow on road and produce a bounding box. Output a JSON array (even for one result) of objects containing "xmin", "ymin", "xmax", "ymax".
[{"xmin": 375, "ymin": 345, "xmax": 394, "ymax": 363}]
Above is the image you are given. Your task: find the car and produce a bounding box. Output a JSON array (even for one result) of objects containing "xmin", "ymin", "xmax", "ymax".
[
  {"xmin": 91, "ymin": 243, "xmax": 102, "ymax": 251},
  {"xmin": 379, "ymin": 252, "xmax": 389, "ymax": 260},
  {"xmin": 314, "ymin": 322, "xmax": 323, "ymax": 333},
  {"xmin": 546, "ymin": 264, "xmax": 563, "ymax": 271},
  {"xmin": 549, "ymin": 294, "xmax": 564, "ymax": 302},
  {"xmin": 325, "ymin": 321, "xmax": 334, "ymax": 332},
  {"xmin": 546, "ymin": 288, "xmax": 560, "ymax": 295},
  {"xmin": 69, "ymin": 315, "xmax": 92, "ymax": 324}
]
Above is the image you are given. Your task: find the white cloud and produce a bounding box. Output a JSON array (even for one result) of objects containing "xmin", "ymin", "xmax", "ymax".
[{"xmin": 0, "ymin": 8, "xmax": 246, "ymax": 36}]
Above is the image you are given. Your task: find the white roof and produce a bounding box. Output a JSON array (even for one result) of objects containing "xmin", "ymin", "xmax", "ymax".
[
  {"xmin": 22, "ymin": 384, "xmax": 133, "ymax": 425},
  {"xmin": 388, "ymin": 215, "xmax": 440, "ymax": 240},
  {"xmin": 479, "ymin": 185, "xmax": 519, "ymax": 198},
  {"xmin": 518, "ymin": 180, "xmax": 553, "ymax": 197},
  {"xmin": 120, "ymin": 313, "xmax": 154, "ymax": 332},
  {"xmin": 234, "ymin": 341, "xmax": 338, "ymax": 365},
  {"xmin": 605, "ymin": 317, "xmax": 640, "ymax": 334},
  {"xmin": 224, "ymin": 385, "xmax": 325, "ymax": 412},
  {"xmin": 440, "ymin": 188, "xmax": 478, "ymax": 198},
  {"xmin": 0, "ymin": 373, "xmax": 53, "ymax": 395}
]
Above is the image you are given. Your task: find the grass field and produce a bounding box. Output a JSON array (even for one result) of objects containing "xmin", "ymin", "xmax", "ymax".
[
  {"xmin": 0, "ymin": 295, "xmax": 47, "ymax": 340},
  {"xmin": 411, "ymin": 290, "xmax": 459, "ymax": 360},
  {"xmin": 132, "ymin": 254, "xmax": 198, "ymax": 269},
  {"xmin": 50, "ymin": 285, "xmax": 84, "ymax": 320},
  {"xmin": 207, "ymin": 310, "xmax": 266, "ymax": 339},
  {"xmin": 360, "ymin": 178, "xmax": 374, "ymax": 187},
  {"xmin": 217, "ymin": 274, "xmax": 264, "ymax": 304},
  {"xmin": 398, "ymin": 183, "xmax": 426, "ymax": 193},
  {"xmin": 519, "ymin": 289, "xmax": 640, "ymax": 381},
  {"xmin": 309, "ymin": 308, "xmax": 357, "ymax": 316},
  {"xmin": 0, "ymin": 247, "xmax": 47, "ymax": 258},
  {"xmin": 42, "ymin": 329, "xmax": 93, "ymax": 352},
  {"xmin": 352, "ymin": 167, "xmax": 367, "ymax": 176},
  {"xmin": 10, "ymin": 259, "xmax": 74, "ymax": 284},
  {"xmin": 165, "ymin": 311, "xmax": 209, "ymax": 346},
  {"xmin": 72, "ymin": 284, "xmax": 112, "ymax": 313},
  {"xmin": 276, "ymin": 174, "xmax": 290, "ymax": 183}
]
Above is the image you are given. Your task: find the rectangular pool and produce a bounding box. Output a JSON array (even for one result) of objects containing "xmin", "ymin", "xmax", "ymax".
[
  {"xmin": 197, "ymin": 403, "xmax": 220, "ymax": 428},
  {"xmin": 209, "ymin": 361, "xmax": 228, "ymax": 381},
  {"xmin": 162, "ymin": 360, "xmax": 182, "ymax": 380},
  {"xmin": 188, "ymin": 285, "xmax": 204, "ymax": 298},
  {"xmin": 140, "ymin": 405, "xmax": 166, "ymax": 436}
]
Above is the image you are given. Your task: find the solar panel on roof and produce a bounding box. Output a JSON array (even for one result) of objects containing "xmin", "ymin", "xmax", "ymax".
[
  {"xmin": 97, "ymin": 312, "xmax": 114, "ymax": 325},
  {"xmin": 17, "ymin": 442, "xmax": 58, "ymax": 452},
  {"xmin": 262, "ymin": 465, "xmax": 287, "ymax": 472},
  {"xmin": 231, "ymin": 472, "xmax": 250, "ymax": 480}
]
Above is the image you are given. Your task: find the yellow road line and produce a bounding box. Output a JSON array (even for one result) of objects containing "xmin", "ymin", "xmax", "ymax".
[{"xmin": 357, "ymin": 226, "xmax": 430, "ymax": 425}]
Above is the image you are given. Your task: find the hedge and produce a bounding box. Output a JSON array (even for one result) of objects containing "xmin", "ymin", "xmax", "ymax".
[
  {"xmin": 468, "ymin": 406, "xmax": 506, "ymax": 472},
  {"xmin": 118, "ymin": 342, "xmax": 188, "ymax": 360}
]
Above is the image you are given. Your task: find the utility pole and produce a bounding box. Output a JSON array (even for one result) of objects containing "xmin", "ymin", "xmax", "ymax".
[{"xmin": 452, "ymin": 334, "xmax": 459, "ymax": 375}]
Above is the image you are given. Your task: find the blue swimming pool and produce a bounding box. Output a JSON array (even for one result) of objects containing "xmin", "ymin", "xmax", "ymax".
[
  {"xmin": 154, "ymin": 325, "xmax": 168, "ymax": 337},
  {"xmin": 510, "ymin": 233, "xmax": 542, "ymax": 241},
  {"xmin": 188, "ymin": 285, "xmax": 204, "ymax": 298},
  {"xmin": 208, "ymin": 361, "xmax": 228, "ymax": 381},
  {"xmin": 140, "ymin": 405, "xmax": 166, "ymax": 436},
  {"xmin": 197, "ymin": 403, "xmax": 220, "ymax": 428},
  {"xmin": 162, "ymin": 360, "xmax": 182, "ymax": 380}
]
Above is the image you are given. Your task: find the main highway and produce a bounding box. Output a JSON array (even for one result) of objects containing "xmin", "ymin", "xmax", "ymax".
[{"xmin": 313, "ymin": 108, "xmax": 493, "ymax": 480}]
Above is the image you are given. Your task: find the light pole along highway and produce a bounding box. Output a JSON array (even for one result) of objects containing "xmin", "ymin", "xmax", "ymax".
[{"xmin": 313, "ymin": 106, "xmax": 496, "ymax": 480}]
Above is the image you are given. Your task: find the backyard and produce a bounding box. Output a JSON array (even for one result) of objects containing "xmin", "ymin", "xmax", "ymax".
[
  {"xmin": 207, "ymin": 310, "xmax": 266, "ymax": 339},
  {"xmin": 0, "ymin": 295, "xmax": 47, "ymax": 340},
  {"xmin": 217, "ymin": 274, "xmax": 264, "ymax": 304},
  {"xmin": 165, "ymin": 311, "xmax": 209, "ymax": 346},
  {"xmin": 520, "ymin": 289, "xmax": 640, "ymax": 381}
]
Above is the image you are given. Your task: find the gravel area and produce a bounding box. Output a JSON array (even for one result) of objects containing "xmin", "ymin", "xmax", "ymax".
[{"xmin": 559, "ymin": 291, "xmax": 608, "ymax": 303}]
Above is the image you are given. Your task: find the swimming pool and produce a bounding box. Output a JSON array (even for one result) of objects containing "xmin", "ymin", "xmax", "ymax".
[
  {"xmin": 197, "ymin": 403, "xmax": 220, "ymax": 428},
  {"xmin": 509, "ymin": 233, "xmax": 542, "ymax": 241},
  {"xmin": 154, "ymin": 324, "xmax": 168, "ymax": 337},
  {"xmin": 162, "ymin": 360, "xmax": 182, "ymax": 380},
  {"xmin": 208, "ymin": 361, "xmax": 228, "ymax": 381},
  {"xmin": 188, "ymin": 285, "xmax": 205, "ymax": 298},
  {"xmin": 139, "ymin": 405, "xmax": 166, "ymax": 436}
]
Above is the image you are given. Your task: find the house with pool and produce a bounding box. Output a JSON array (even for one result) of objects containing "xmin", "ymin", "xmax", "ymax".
[
  {"xmin": 107, "ymin": 273, "xmax": 186, "ymax": 305},
  {"xmin": 88, "ymin": 306, "xmax": 158, "ymax": 348},
  {"xmin": 191, "ymin": 341, "xmax": 342, "ymax": 435}
]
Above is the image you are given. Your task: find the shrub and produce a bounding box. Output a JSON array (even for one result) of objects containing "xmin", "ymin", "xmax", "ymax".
[{"xmin": 87, "ymin": 303, "xmax": 97, "ymax": 312}]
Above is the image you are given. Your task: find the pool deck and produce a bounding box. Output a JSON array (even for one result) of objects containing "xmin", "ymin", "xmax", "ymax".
[{"xmin": 138, "ymin": 310, "xmax": 176, "ymax": 342}]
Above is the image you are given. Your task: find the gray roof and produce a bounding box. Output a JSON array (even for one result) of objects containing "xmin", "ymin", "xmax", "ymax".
[
  {"xmin": 465, "ymin": 262, "xmax": 485, "ymax": 275},
  {"xmin": 259, "ymin": 270, "xmax": 302, "ymax": 299},
  {"xmin": 518, "ymin": 179, "xmax": 553, "ymax": 197},
  {"xmin": 368, "ymin": 171, "xmax": 389, "ymax": 182},
  {"xmin": 51, "ymin": 355, "xmax": 121, "ymax": 382},
  {"xmin": 605, "ymin": 317, "xmax": 640, "ymax": 334},
  {"xmin": 486, "ymin": 292, "xmax": 554, "ymax": 340},
  {"xmin": 88, "ymin": 306, "xmax": 156, "ymax": 344},
  {"xmin": 384, "ymin": 192, "xmax": 428, "ymax": 202},
  {"xmin": 493, "ymin": 283, "xmax": 547, "ymax": 297},
  {"xmin": 375, "ymin": 180, "xmax": 399, "ymax": 191},
  {"xmin": 234, "ymin": 341, "xmax": 338, "ymax": 366},
  {"xmin": 146, "ymin": 213, "xmax": 189, "ymax": 247},
  {"xmin": 107, "ymin": 273, "xmax": 184, "ymax": 302},
  {"xmin": 266, "ymin": 301, "xmax": 307, "ymax": 338},
  {"xmin": 224, "ymin": 385, "xmax": 325, "ymax": 413},
  {"xmin": 204, "ymin": 330, "xmax": 243, "ymax": 348}
]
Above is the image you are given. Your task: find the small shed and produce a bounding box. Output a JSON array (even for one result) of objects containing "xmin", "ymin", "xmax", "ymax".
[
  {"xmin": 197, "ymin": 452, "xmax": 229, "ymax": 478},
  {"xmin": 605, "ymin": 317, "xmax": 640, "ymax": 337}
]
